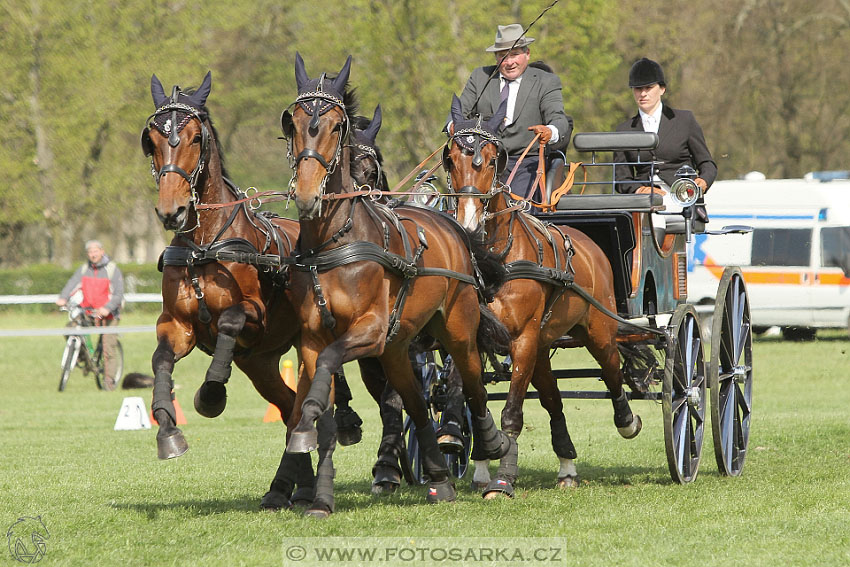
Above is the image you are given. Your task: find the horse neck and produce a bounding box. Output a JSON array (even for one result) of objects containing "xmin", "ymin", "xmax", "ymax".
[
  {"xmin": 484, "ymin": 188, "xmax": 515, "ymax": 244},
  {"xmin": 191, "ymin": 136, "xmax": 248, "ymax": 246}
]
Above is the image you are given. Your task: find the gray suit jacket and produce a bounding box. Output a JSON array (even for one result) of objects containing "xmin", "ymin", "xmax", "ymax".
[
  {"xmin": 458, "ymin": 65, "xmax": 573, "ymax": 156},
  {"xmin": 613, "ymin": 105, "xmax": 717, "ymax": 193}
]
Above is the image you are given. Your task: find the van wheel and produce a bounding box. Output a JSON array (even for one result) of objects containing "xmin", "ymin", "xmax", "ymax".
[
  {"xmin": 781, "ymin": 327, "xmax": 816, "ymax": 341},
  {"xmin": 752, "ymin": 326, "xmax": 770, "ymax": 336}
]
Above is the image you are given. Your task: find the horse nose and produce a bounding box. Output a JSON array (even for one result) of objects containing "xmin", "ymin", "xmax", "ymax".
[
  {"xmin": 156, "ymin": 206, "xmax": 186, "ymax": 230},
  {"xmin": 295, "ymin": 194, "xmax": 321, "ymax": 220}
]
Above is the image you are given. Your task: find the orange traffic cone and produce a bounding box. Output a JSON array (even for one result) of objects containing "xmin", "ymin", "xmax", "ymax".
[
  {"xmin": 262, "ymin": 360, "xmax": 297, "ymax": 423},
  {"xmin": 150, "ymin": 395, "xmax": 187, "ymax": 425}
]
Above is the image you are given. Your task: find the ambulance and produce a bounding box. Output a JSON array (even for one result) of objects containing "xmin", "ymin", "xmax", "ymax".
[{"xmin": 688, "ymin": 172, "xmax": 850, "ymax": 339}]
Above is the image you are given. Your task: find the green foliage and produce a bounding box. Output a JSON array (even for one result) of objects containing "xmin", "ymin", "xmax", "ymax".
[{"xmin": 0, "ymin": 262, "xmax": 160, "ymax": 294}]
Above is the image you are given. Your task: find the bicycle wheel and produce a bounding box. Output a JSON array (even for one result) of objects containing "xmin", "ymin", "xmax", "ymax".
[
  {"xmin": 94, "ymin": 337, "xmax": 123, "ymax": 391},
  {"xmin": 59, "ymin": 337, "xmax": 81, "ymax": 392}
]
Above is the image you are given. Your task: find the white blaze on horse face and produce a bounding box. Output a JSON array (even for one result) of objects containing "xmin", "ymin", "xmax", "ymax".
[{"xmin": 458, "ymin": 197, "xmax": 481, "ymax": 232}]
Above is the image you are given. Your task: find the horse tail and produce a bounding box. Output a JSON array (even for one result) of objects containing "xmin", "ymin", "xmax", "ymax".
[
  {"xmin": 477, "ymin": 303, "xmax": 511, "ymax": 370},
  {"xmin": 468, "ymin": 227, "xmax": 506, "ymax": 302}
]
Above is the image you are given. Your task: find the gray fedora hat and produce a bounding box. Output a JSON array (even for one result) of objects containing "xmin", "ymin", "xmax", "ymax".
[{"xmin": 485, "ymin": 24, "xmax": 535, "ymax": 52}]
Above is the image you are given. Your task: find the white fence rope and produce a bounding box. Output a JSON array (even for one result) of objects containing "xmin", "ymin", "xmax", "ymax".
[{"xmin": 0, "ymin": 293, "xmax": 161, "ymax": 305}]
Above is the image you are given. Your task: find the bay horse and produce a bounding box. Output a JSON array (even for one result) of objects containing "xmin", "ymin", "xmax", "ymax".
[
  {"xmin": 278, "ymin": 53, "xmax": 511, "ymax": 516},
  {"xmin": 445, "ymin": 95, "xmax": 643, "ymax": 497},
  {"xmin": 141, "ymin": 71, "xmax": 356, "ymax": 509}
]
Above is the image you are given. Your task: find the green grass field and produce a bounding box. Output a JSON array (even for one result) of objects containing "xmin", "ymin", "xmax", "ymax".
[{"xmin": 1, "ymin": 311, "xmax": 849, "ymax": 566}]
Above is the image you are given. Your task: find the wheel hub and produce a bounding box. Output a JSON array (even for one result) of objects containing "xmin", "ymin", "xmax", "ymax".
[
  {"xmin": 686, "ymin": 386, "xmax": 702, "ymax": 412},
  {"xmin": 732, "ymin": 365, "xmax": 748, "ymax": 383}
]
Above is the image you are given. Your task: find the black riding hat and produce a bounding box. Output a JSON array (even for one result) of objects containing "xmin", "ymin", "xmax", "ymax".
[{"xmin": 628, "ymin": 58, "xmax": 666, "ymax": 88}]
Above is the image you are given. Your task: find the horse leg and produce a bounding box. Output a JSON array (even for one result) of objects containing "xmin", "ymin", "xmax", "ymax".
[
  {"xmin": 305, "ymin": 407, "xmax": 337, "ymax": 518},
  {"xmin": 151, "ymin": 319, "xmax": 193, "ymax": 459},
  {"xmin": 380, "ymin": 348, "xmax": 455, "ymax": 503},
  {"xmin": 333, "ymin": 367, "xmax": 363, "ymax": 446},
  {"xmin": 194, "ymin": 304, "xmax": 248, "ymax": 418},
  {"xmin": 573, "ymin": 319, "xmax": 642, "ymax": 439},
  {"xmin": 531, "ymin": 353, "xmax": 579, "ymax": 489},
  {"xmin": 435, "ymin": 360, "xmax": 466, "ymax": 454},
  {"xmin": 359, "ymin": 358, "xmax": 404, "ymax": 496},
  {"xmin": 482, "ymin": 333, "xmax": 538, "ymax": 499}
]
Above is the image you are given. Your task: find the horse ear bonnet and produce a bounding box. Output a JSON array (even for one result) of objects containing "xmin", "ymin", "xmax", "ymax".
[
  {"xmin": 447, "ymin": 95, "xmax": 507, "ymax": 174},
  {"xmin": 147, "ymin": 72, "xmax": 211, "ymax": 138}
]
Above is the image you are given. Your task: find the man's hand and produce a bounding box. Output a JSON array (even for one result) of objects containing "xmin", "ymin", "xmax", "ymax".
[
  {"xmin": 528, "ymin": 125, "xmax": 552, "ymax": 145},
  {"xmin": 55, "ymin": 298, "xmax": 67, "ymax": 307},
  {"xmin": 636, "ymin": 185, "xmax": 667, "ymax": 196},
  {"xmin": 96, "ymin": 307, "xmax": 111, "ymax": 319}
]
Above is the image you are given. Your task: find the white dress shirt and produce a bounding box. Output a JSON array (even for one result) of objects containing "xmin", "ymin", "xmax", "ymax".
[{"xmin": 500, "ymin": 74, "xmax": 559, "ymax": 145}]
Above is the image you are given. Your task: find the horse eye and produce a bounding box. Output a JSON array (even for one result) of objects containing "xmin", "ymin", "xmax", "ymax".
[{"xmin": 193, "ymin": 134, "xmax": 202, "ymax": 144}]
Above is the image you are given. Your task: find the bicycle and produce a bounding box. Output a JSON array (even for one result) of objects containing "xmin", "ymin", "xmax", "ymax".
[{"xmin": 58, "ymin": 304, "xmax": 123, "ymax": 392}]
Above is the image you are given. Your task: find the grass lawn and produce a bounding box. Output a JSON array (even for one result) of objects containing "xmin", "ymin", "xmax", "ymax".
[{"xmin": 1, "ymin": 310, "xmax": 849, "ymax": 566}]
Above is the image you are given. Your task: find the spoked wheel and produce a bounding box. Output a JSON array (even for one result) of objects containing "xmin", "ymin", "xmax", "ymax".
[
  {"xmin": 95, "ymin": 339, "xmax": 124, "ymax": 391},
  {"xmin": 709, "ymin": 267, "xmax": 753, "ymax": 477},
  {"xmin": 663, "ymin": 304, "xmax": 707, "ymax": 484},
  {"xmin": 58, "ymin": 336, "xmax": 81, "ymax": 392},
  {"xmin": 403, "ymin": 350, "xmax": 472, "ymax": 484}
]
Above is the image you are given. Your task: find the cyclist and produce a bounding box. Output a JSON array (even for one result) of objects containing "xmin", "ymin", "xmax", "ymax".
[{"xmin": 56, "ymin": 240, "xmax": 124, "ymax": 389}]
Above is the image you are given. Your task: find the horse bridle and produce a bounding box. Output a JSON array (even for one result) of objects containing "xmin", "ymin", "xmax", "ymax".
[
  {"xmin": 445, "ymin": 125, "xmax": 509, "ymax": 224},
  {"xmin": 280, "ymin": 76, "xmax": 351, "ymax": 199},
  {"xmin": 141, "ymin": 86, "xmax": 211, "ymax": 232}
]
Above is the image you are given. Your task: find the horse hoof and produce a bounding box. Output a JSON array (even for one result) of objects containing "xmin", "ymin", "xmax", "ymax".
[
  {"xmin": 371, "ymin": 481, "xmax": 399, "ymax": 496},
  {"xmin": 290, "ymin": 487, "xmax": 315, "ymax": 508},
  {"xmin": 194, "ymin": 382, "xmax": 227, "ymax": 418},
  {"xmin": 337, "ymin": 426, "xmax": 362, "ymax": 447},
  {"xmin": 304, "ymin": 507, "xmax": 331, "ymax": 519},
  {"xmin": 286, "ymin": 428, "xmax": 319, "ymax": 454},
  {"xmin": 617, "ymin": 414, "xmax": 642, "ymax": 439},
  {"xmin": 260, "ymin": 490, "xmax": 292, "ymax": 511},
  {"xmin": 156, "ymin": 431, "xmax": 188, "ymax": 460},
  {"xmin": 426, "ymin": 479, "xmax": 456, "ymax": 503},
  {"xmin": 482, "ymin": 478, "xmax": 515, "ymax": 499},
  {"xmin": 334, "ymin": 407, "xmax": 363, "ymax": 446},
  {"xmin": 437, "ymin": 434, "xmax": 464, "ymax": 454},
  {"xmin": 556, "ymin": 475, "xmax": 580, "ymax": 489}
]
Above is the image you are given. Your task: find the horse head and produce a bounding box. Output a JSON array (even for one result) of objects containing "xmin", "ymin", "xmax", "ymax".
[
  {"xmin": 281, "ymin": 53, "xmax": 356, "ymax": 220},
  {"xmin": 350, "ymin": 105, "xmax": 387, "ymax": 191},
  {"xmin": 445, "ymin": 94, "xmax": 508, "ymax": 232},
  {"xmin": 141, "ymin": 71, "xmax": 213, "ymax": 232}
]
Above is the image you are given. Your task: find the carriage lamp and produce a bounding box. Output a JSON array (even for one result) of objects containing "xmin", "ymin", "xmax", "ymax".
[{"xmin": 670, "ymin": 165, "xmax": 702, "ymax": 208}]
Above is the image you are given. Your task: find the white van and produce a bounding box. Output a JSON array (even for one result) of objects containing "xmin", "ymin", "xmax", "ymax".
[{"xmin": 688, "ymin": 173, "xmax": 850, "ymax": 339}]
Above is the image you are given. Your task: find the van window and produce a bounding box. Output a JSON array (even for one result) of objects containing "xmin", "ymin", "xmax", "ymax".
[
  {"xmin": 821, "ymin": 226, "xmax": 850, "ymax": 268},
  {"xmin": 751, "ymin": 228, "xmax": 812, "ymax": 266}
]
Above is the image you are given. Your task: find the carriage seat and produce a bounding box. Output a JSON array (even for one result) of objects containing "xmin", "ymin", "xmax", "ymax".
[
  {"xmin": 573, "ymin": 131, "xmax": 659, "ymax": 152},
  {"xmin": 555, "ymin": 192, "xmax": 663, "ymax": 212}
]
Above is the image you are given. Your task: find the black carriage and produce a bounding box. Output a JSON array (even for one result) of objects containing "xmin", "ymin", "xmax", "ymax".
[{"xmin": 405, "ymin": 131, "xmax": 753, "ymax": 485}]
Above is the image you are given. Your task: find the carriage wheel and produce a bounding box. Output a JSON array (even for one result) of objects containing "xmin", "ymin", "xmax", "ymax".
[
  {"xmin": 709, "ymin": 267, "xmax": 753, "ymax": 477},
  {"xmin": 663, "ymin": 304, "xmax": 706, "ymax": 484},
  {"xmin": 403, "ymin": 351, "xmax": 472, "ymax": 484}
]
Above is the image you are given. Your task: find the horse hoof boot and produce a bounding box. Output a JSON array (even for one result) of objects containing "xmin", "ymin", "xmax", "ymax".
[
  {"xmin": 426, "ymin": 479, "xmax": 456, "ymax": 503},
  {"xmin": 617, "ymin": 414, "xmax": 642, "ymax": 439},
  {"xmin": 334, "ymin": 407, "xmax": 363, "ymax": 446},
  {"xmin": 260, "ymin": 490, "xmax": 292, "ymax": 511},
  {"xmin": 304, "ymin": 507, "xmax": 331, "ymax": 519},
  {"xmin": 156, "ymin": 431, "xmax": 189, "ymax": 460},
  {"xmin": 194, "ymin": 382, "xmax": 227, "ymax": 418},
  {"xmin": 556, "ymin": 475, "xmax": 580, "ymax": 489},
  {"xmin": 482, "ymin": 478, "xmax": 515, "ymax": 499},
  {"xmin": 371, "ymin": 465, "xmax": 401, "ymax": 496},
  {"xmin": 286, "ymin": 427, "xmax": 319, "ymax": 454},
  {"xmin": 290, "ymin": 486, "xmax": 315, "ymax": 508}
]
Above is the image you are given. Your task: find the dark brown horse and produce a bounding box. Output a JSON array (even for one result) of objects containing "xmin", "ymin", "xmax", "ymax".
[
  {"xmin": 445, "ymin": 95, "xmax": 642, "ymax": 497},
  {"xmin": 141, "ymin": 72, "xmax": 327, "ymax": 508},
  {"xmin": 277, "ymin": 54, "xmax": 510, "ymax": 516}
]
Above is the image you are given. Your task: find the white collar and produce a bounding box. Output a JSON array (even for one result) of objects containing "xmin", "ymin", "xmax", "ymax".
[{"xmin": 639, "ymin": 102, "xmax": 663, "ymax": 124}]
